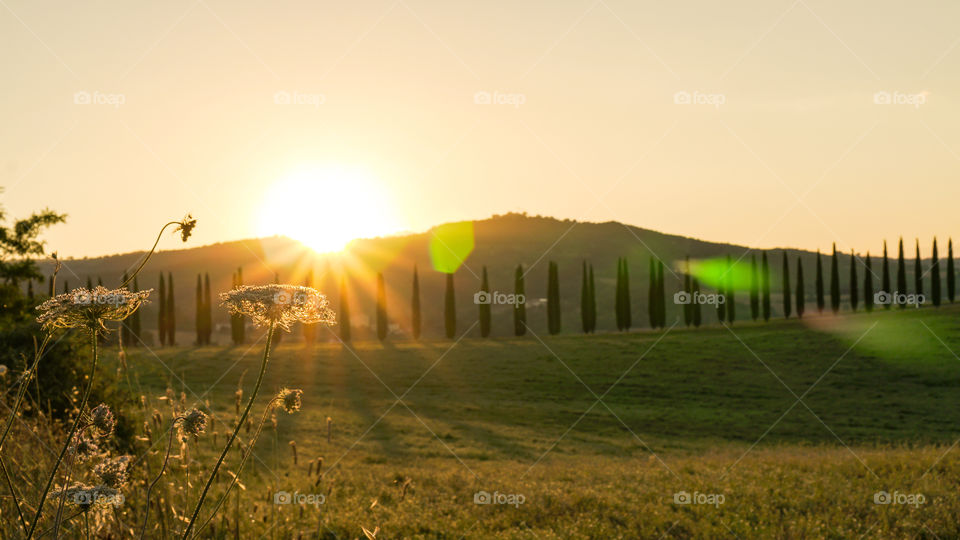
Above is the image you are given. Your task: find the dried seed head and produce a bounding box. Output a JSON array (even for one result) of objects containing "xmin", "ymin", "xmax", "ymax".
[
  {"xmin": 89, "ymin": 404, "xmax": 115, "ymax": 438},
  {"xmin": 178, "ymin": 408, "xmax": 208, "ymax": 441},
  {"xmin": 173, "ymin": 214, "xmax": 197, "ymax": 242},
  {"xmin": 276, "ymin": 388, "xmax": 303, "ymax": 414},
  {"xmin": 70, "ymin": 433, "xmax": 102, "ymax": 462},
  {"xmin": 94, "ymin": 456, "xmax": 131, "ymax": 489}
]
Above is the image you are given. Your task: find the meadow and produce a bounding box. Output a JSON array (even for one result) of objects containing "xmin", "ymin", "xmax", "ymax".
[{"xmin": 99, "ymin": 304, "xmax": 960, "ymax": 538}]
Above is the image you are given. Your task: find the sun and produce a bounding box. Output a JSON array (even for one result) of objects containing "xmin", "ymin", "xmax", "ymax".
[{"xmin": 258, "ymin": 167, "xmax": 399, "ymax": 253}]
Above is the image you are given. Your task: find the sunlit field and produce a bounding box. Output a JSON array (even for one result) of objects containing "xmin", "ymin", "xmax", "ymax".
[{"xmin": 83, "ymin": 305, "xmax": 959, "ymax": 538}]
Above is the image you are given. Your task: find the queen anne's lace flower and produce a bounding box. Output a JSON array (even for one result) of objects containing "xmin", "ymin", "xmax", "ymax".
[
  {"xmin": 276, "ymin": 388, "xmax": 303, "ymax": 413},
  {"xmin": 174, "ymin": 214, "xmax": 197, "ymax": 242},
  {"xmin": 220, "ymin": 285, "xmax": 335, "ymax": 331},
  {"xmin": 94, "ymin": 456, "xmax": 131, "ymax": 489},
  {"xmin": 36, "ymin": 286, "xmax": 151, "ymax": 333},
  {"xmin": 178, "ymin": 408, "xmax": 208, "ymax": 441}
]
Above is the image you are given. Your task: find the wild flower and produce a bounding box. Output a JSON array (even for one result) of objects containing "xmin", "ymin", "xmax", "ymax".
[
  {"xmin": 219, "ymin": 285, "xmax": 335, "ymax": 331},
  {"xmin": 173, "ymin": 214, "xmax": 197, "ymax": 242},
  {"xmin": 94, "ymin": 455, "xmax": 131, "ymax": 489},
  {"xmin": 35, "ymin": 286, "xmax": 151, "ymax": 334},
  {"xmin": 179, "ymin": 408, "xmax": 208, "ymax": 441},
  {"xmin": 89, "ymin": 403, "xmax": 115, "ymax": 438},
  {"xmin": 277, "ymin": 388, "xmax": 303, "ymax": 414},
  {"xmin": 69, "ymin": 433, "xmax": 102, "ymax": 463}
]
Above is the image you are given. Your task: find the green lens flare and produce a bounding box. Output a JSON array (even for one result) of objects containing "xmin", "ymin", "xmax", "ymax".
[
  {"xmin": 688, "ymin": 256, "xmax": 753, "ymax": 291},
  {"xmin": 429, "ymin": 221, "xmax": 475, "ymax": 274}
]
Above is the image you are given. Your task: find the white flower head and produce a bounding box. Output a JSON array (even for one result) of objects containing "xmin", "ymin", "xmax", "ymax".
[
  {"xmin": 219, "ymin": 285, "xmax": 335, "ymax": 331},
  {"xmin": 36, "ymin": 286, "xmax": 151, "ymax": 334}
]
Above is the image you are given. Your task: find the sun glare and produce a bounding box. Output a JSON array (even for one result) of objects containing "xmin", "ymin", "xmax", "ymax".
[{"xmin": 258, "ymin": 167, "xmax": 399, "ymax": 253}]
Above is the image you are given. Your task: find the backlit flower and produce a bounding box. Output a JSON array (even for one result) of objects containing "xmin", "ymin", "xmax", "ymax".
[
  {"xmin": 173, "ymin": 214, "xmax": 197, "ymax": 242},
  {"xmin": 219, "ymin": 285, "xmax": 335, "ymax": 331},
  {"xmin": 36, "ymin": 286, "xmax": 151, "ymax": 334},
  {"xmin": 276, "ymin": 388, "xmax": 303, "ymax": 413}
]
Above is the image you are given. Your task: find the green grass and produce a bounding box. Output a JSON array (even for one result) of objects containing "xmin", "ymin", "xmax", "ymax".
[{"xmin": 117, "ymin": 305, "xmax": 960, "ymax": 538}]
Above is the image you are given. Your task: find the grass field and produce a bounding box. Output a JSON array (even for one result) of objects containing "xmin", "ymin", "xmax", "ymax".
[{"xmin": 114, "ymin": 305, "xmax": 960, "ymax": 538}]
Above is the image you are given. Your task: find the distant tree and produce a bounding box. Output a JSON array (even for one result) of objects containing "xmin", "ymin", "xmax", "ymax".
[
  {"xmin": 897, "ymin": 238, "xmax": 907, "ymax": 309},
  {"xmin": 648, "ymin": 257, "xmax": 657, "ymax": 328},
  {"xmin": 203, "ymin": 273, "xmax": 212, "ymax": 345},
  {"xmin": 587, "ymin": 264, "xmax": 597, "ymax": 333},
  {"xmin": 195, "ymin": 274, "xmax": 203, "ymax": 345},
  {"xmin": 622, "ymin": 259, "xmax": 632, "ymax": 330},
  {"xmin": 303, "ymin": 270, "xmax": 316, "ymax": 345},
  {"xmin": 167, "ymin": 272, "xmax": 176, "ymax": 345},
  {"xmin": 444, "ymin": 273, "xmax": 456, "ymax": 339},
  {"xmin": 815, "ymin": 250, "xmax": 824, "ymax": 314},
  {"xmin": 830, "ymin": 244, "xmax": 840, "ymax": 314},
  {"xmin": 547, "ymin": 261, "xmax": 561, "ymax": 335},
  {"xmin": 339, "ymin": 275, "xmax": 351, "ymax": 342},
  {"xmin": 657, "ymin": 259, "xmax": 666, "ymax": 327},
  {"xmin": 479, "ymin": 266, "xmax": 491, "ymax": 338},
  {"xmin": 749, "ymin": 255, "xmax": 759, "ymax": 321},
  {"xmin": 795, "ymin": 257, "xmax": 805, "ymax": 319},
  {"xmin": 26, "ymin": 279, "xmax": 33, "ymax": 300},
  {"xmin": 692, "ymin": 278, "xmax": 702, "ymax": 327},
  {"xmin": 914, "ymin": 239, "xmax": 923, "ymax": 300},
  {"xmin": 411, "ymin": 265, "xmax": 421, "ymax": 340},
  {"xmin": 86, "ymin": 276, "xmax": 93, "ymax": 290},
  {"xmin": 849, "ymin": 250, "xmax": 858, "ymax": 312},
  {"xmin": 864, "ymin": 253, "xmax": 874, "ymax": 312},
  {"xmin": 761, "ymin": 252, "xmax": 771, "ymax": 321},
  {"xmin": 882, "ymin": 241, "xmax": 891, "ymax": 310},
  {"xmin": 725, "ymin": 255, "xmax": 735, "ymax": 324},
  {"xmin": 683, "ymin": 256, "xmax": 692, "ymax": 327},
  {"xmin": 513, "ymin": 265, "xmax": 526, "ymax": 336},
  {"xmin": 781, "ymin": 252, "xmax": 791, "ymax": 319},
  {"xmin": 376, "ymin": 272, "xmax": 387, "ymax": 341},
  {"xmin": 931, "ymin": 238, "xmax": 941, "ymax": 307},
  {"xmin": 949, "ymin": 239, "xmax": 956, "ymax": 303},
  {"xmin": 158, "ymin": 273, "xmax": 167, "ymax": 346},
  {"xmin": 580, "ymin": 261, "xmax": 590, "ymax": 334}
]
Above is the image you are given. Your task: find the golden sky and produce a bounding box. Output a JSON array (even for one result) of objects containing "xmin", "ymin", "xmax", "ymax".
[{"xmin": 3, "ymin": 0, "xmax": 959, "ymax": 257}]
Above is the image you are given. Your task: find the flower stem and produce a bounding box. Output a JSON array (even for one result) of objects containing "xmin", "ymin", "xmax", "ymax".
[
  {"xmin": 0, "ymin": 333, "xmax": 52, "ymax": 452},
  {"xmin": 0, "ymin": 455, "xmax": 28, "ymax": 536},
  {"xmin": 139, "ymin": 419, "xmax": 179, "ymax": 539},
  {"xmin": 26, "ymin": 331, "xmax": 99, "ymax": 539},
  {"xmin": 119, "ymin": 221, "xmax": 181, "ymax": 289},
  {"xmin": 181, "ymin": 324, "xmax": 275, "ymax": 539}
]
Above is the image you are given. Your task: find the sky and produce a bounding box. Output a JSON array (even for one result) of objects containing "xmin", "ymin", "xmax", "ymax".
[{"xmin": 2, "ymin": 0, "xmax": 960, "ymax": 258}]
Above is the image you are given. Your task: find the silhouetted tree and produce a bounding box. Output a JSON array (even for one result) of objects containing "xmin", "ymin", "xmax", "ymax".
[
  {"xmin": 514, "ymin": 265, "xmax": 526, "ymax": 336},
  {"xmin": 376, "ymin": 272, "xmax": 387, "ymax": 341},
  {"xmin": 683, "ymin": 256, "xmax": 692, "ymax": 327},
  {"xmin": 864, "ymin": 253, "xmax": 874, "ymax": 312},
  {"xmin": 479, "ymin": 266, "xmax": 491, "ymax": 338},
  {"xmin": 86, "ymin": 276, "xmax": 93, "ymax": 290},
  {"xmin": 547, "ymin": 261, "xmax": 561, "ymax": 335},
  {"xmin": 781, "ymin": 252, "xmax": 791, "ymax": 319},
  {"xmin": 692, "ymin": 278, "xmax": 702, "ymax": 327},
  {"xmin": 849, "ymin": 250, "xmax": 858, "ymax": 312},
  {"xmin": 411, "ymin": 265, "xmax": 421, "ymax": 340},
  {"xmin": 949, "ymin": 239, "xmax": 956, "ymax": 303},
  {"xmin": 932, "ymin": 238, "xmax": 941, "ymax": 307},
  {"xmin": 815, "ymin": 250, "xmax": 824, "ymax": 313},
  {"xmin": 622, "ymin": 259, "xmax": 632, "ymax": 330},
  {"xmin": 62, "ymin": 280, "xmax": 68, "ymax": 294},
  {"xmin": 749, "ymin": 255, "xmax": 759, "ymax": 321},
  {"xmin": 588, "ymin": 264, "xmax": 597, "ymax": 332},
  {"xmin": 648, "ymin": 257, "xmax": 657, "ymax": 328},
  {"xmin": 339, "ymin": 275, "xmax": 351, "ymax": 342},
  {"xmin": 445, "ymin": 273, "xmax": 457, "ymax": 338},
  {"xmin": 897, "ymin": 238, "xmax": 907, "ymax": 309},
  {"xmin": 203, "ymin": 273, "xmax": 212, "ymax": 345},
  {"xmin": 657, "ymin": 259, "xmax": 666, "ymax": 327},
  {"xmin": 158, "ymin": 273, "xmax": 167, "ymax": 346},
  {"xmin": 195, "ymin": 274, "xmax": 203, "ymax": 345},
  {"xmin": 830, "ymin": 244, "xmax": 840, "ymax": 314},
  {"xmin": 166, "ymin": 273, "xmax": 176, "ymax": 345},
  {"xmin": 580, "ymin": 261, "xmax": 590, "ymax": 334},
  {"xmin": 882, "ymin": 241, "xmax": 891, "ymax": 310},
  {"xmin": 795, "ymin": 257, "xmax": 805, "ymax": 319},
  {"xmin": 914, "ymin": 239, "xmax": 923, "ymax": 300},
  {"xmin": 761, "ymin": 252, "xmax": 771, "ymax": 321}
]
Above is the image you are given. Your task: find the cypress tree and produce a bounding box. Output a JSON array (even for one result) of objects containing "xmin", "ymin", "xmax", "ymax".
[
  {"xmin": 580, "ymin": 261, "xmax": 590, "ymax": 334},
  {"xmin": 158, "ymin": 273, "xmax": 167, "ymax": 346},
  {"xmin": 749, "ymin": 255, "xmax": 759, "ymax": 321},
  {"xmin": 830, "ymin": 244, "xmax": 840, "ymax": 314},
  {"xmin": 761, "ymin": 252, "xmax": 771, "ymax": 321},
  {"xmin": 725, "ymin": 255, "xmax": 735, "ymax": 324},
  {"xmin": 931, "ymin": 238, "xmax": 941, "ymax": 307},
  {"xmin": 167, "ymin": 273, "xmax": 176, "ymax": 345},
  {"xmin": 203, "ymin": 273, "xmax": 212, "ymax": 345},
  {"xmin": 479, "ymin": 266, "xmax": 491, "ymax": 338},
  {"xmin": 795, "ymin": 257, "xmax": 805, "ymax": 319},
  {"xmin": 622, "ymin": 259, "xmax": 632, "ymax": 330},
  {"xmin": 376, "ymin": 272, "xmax": 387, "ymax": 341},
  {"xmin": 195, "ymin": 274, "xmax": 203, "ymax": 345},
  {"xmin": 514, "ymin": 265, "xmax": 526, "ymax": 336},
  {"xmin": 849, "ymin": 250, "xmax": 858, "ymax": 312},
  {"xmin": 615, "ymin": 258, "xmax": 625, "ymax": 330},
  {"xmin": 683, "ymin": 256, "xmax": 692, "ymax": 327},
  {"xmin": 587, "ymin": 264, "xmax": 597, "ymax": 334},
  {"xmin": 303, "ymin": 270, "xmax": 317, "ymax": 345},
  {"xmin": 815, "ymin": 250, "xmax": 824, "ymax": 313},
  {"xmin": 882, "ymin": 241, "xmax": 891, "ymax": 309},
  {"xmin": 657, "ymin": 259, "xmax": 666, "ymax": 327},
  {"xmin": 411, "ymin": 265, "xmax": 421, "ymax": 340},
  {"xmin": 339, "ymin": 275, "xmax": 351, "ymax": 342},
  {"xmin": 86, "ymin": 276, "xmax": 93, "ymax": 290},
  {"xmin": 914, "ymin": 239, "xmax": 923, "ymax": 300},
  {"xmin": 781, "ymin": 252, "xmax": 791, "ymax": 319},
  {"xmin": 896, "ymin": 238, "xmax": 907, "ymax": 309},
  {"xmin": 547, "ymin": 261, "xmax": 561, "ymax": 335},
  {"xmin": 444, "ymin": 272, "xmax": 456, "ymax": 339},
  {"xmin": 648, "ymin": 257, "xmax": 658, "ymax": 328},
  {"xmin": 62, "ymin": 280, "xmax": 68, "ymax": 294},
  {"xmin": 27, "ymin": 279, "xmax": 33, "ymax": 300},
  {"xmin": 948, "ymin": 239, "xmax": 955, "ymax": 303},
  {"xmin": 864, "ymin": 253, "xmax": 874, "ymax": 312},
  {"xmin": 692, "ymin": 278, "xmax": 702, "ymax": 327}
]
